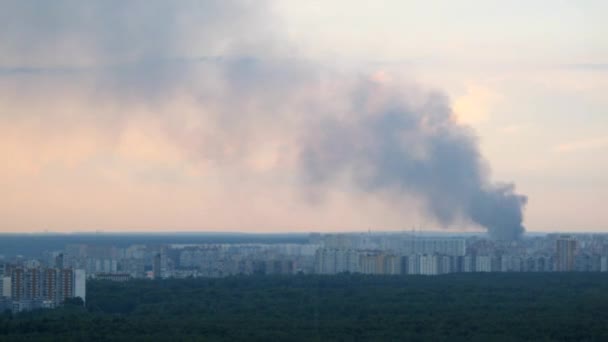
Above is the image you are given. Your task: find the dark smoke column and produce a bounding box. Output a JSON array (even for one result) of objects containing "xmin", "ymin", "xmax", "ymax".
[
  {"xmin": 469, "ymin": 185, "xmax": 527, "ymax": 240},
  {"xmin": 299, "ymin": 82, "xmax": 527, "ymax": 240}
]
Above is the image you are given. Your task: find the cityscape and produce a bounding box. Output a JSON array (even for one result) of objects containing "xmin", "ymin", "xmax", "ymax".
[
  {"xmin": 1, "ymin": 232, "xmax": 606, "ymax": 313},
  {"xmin": 1, "ymin": 0, "xmax": 606, "ymax": 340}
]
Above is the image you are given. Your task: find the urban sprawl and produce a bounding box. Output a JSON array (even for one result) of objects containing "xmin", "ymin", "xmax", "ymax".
[{"xmin": 0, "ymin": 232, "xmax": 606, "ymax": 313}]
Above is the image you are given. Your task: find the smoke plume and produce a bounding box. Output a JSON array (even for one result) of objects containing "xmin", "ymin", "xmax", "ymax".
[{"xmin": 0, "ymin": 0, "xmax": 527, "ymax": 238}]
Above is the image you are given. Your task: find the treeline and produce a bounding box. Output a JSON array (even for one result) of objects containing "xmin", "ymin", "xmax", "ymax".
[{"xmin": 2, "ymin": 273, "xmax": 608, "ymax": 341}]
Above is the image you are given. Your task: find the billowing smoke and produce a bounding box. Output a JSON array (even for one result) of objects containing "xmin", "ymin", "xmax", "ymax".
[
  {"xmin": 299, "ymin": 81, "xmax": 527, "ymax": 239},
  {"xmin": 0, "ymin": 0, "xmax": 527, "ymax": 238}
]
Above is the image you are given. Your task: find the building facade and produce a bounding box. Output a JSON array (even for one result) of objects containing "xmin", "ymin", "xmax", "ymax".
[{"xmin": 556, "ymin": 236, "xmax": 577, "ymax": 271}]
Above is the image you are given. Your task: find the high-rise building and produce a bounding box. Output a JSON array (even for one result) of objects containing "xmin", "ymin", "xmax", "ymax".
[
  {"xmin": 556, "ymin": 235, "xmax": 577, "ymax": 271},
  {"xmin": 438, "ymin": 256, "xmax": 453, "ymax": 274},
  {"xmin": 463, "ymin": 256, "xmax": 474, "ymax": 272},
  {"xmin": 399, "ymin": 238, "xmax": 466, "ymax": 256},
  {"xmin": 337, "ymin": 249, "xmax": 359, "ymax": 273},
  {"xmin": 6, "ymin": 266, "xmax": 85, "ymax": 310},
  {"xmin": 55, "ymin": 253, "xmax": 64, "ymax": 269},
  {"xmin": 153, "ymin": 253, "xmax": 162, "ymax": 279},
  {"xmin": 359, "ymin": 252, "xmax": 383, "ymax": 275},
  {"xmin": 475, "ymin": 256, "xmax": 492, "ymax": 272},
  {"xmin": 383, "ymin": 255, "xmax": 402, "ymax": 275},
  {"xmin": 11, "ymin": 268, "xmax": 24, "ymax": 300},
  {"xmin": 314, "ymin": 248, "xmax": 360, "ymax": 274},
  {"xmin": 406, "ymin": 255, "xmax": 420, "ymax": 275},
  {"xmin": 42, "ymin": 268, "xmax": 58, "ymax": 303},
  {"xmin": 2, "ymin": 276, "xmax": 11, "ymax": 297},
  {"xmin": 419, "ymin": 255, "xmax": 439, "ymax": 275},
  {"xmin": 74, "ymin": 269, "xmax": 86, "ymax": 302},
  {"xmin": 58, "ymin": 268, "xmax": 73, "ymax": 304}
]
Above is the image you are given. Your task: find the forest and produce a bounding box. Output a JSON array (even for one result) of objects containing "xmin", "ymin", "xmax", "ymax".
[{"xmin": 1, "ymin": 273, "xmax": 608, "ymax": 341}]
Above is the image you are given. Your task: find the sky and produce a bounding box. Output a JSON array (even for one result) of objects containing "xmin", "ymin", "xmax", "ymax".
[{"xmin": 0, "ymin": 0, "xmax": 606, "ymax": 233}]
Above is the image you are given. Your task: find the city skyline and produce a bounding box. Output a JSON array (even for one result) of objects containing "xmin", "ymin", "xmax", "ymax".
[
  {"xmin": 1, "ymin": 1, "xmax": 606, "ymax": 233},
  {"xmin": 2, "ymin": 230, "xmax": 606, "ymax": 315}
]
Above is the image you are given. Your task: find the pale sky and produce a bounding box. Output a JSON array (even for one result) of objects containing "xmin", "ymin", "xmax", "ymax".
[{"xmin": 0, "ymin": 1, "xmax": 606, "ymax": 233}]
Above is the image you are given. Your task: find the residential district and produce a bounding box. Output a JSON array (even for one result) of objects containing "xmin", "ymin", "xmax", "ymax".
[{"xmin": 1, "ymin": 232, "xmax": 607, "ymax": 312}]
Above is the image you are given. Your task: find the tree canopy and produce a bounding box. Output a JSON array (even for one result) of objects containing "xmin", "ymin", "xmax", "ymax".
[{"xmin": 1, "ymin": 273, "xmax": 607, "ymax": 341}]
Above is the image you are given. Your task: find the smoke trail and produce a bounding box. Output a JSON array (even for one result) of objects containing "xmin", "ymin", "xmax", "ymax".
[
  {"xmin": 299, "ymin": 81, "xmax": 527, "ymax": 239},
  {"xmin": 0, "ymin": 0, "xmax": 527, "ymax": 237}
]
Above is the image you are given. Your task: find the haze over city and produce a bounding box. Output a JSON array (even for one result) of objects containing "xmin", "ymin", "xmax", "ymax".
[{"xmin": 1, "ymin": 0, "xmax": 606, "ymax": 234}]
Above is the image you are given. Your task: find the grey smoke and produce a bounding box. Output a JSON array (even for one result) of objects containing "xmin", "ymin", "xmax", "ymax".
[
  {"xmin": 300, "ymin": 82, "xmax": 527, "ymax": 239},
  {"xmin": 0, "ymin": 0, "xmax": 527, "ymax": 238}
]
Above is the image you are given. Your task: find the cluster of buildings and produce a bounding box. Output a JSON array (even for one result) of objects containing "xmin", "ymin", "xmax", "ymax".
[
  {"xmin": 58, "ymin": 233, "xmax": 608, "ymax": 277},
  {"xmin": 1, "ymin": 232, "xmax": 607, "ymax": 312},
  {"xmin": 315, "ymin": 234, "xmax": 608, "ymax": 275},
  {"xmin": 36, "ymin": 243, "xmax": 318, "ymax": 281},
  {"xmin": 0, "ymin": 255, "xmax": 86, "ymax": 312}
]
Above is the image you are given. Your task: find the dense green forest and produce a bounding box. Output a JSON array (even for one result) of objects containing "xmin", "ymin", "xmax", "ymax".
[{"xmin": 2, "ymin": 273, "xmax": 608, "ymax": 341}]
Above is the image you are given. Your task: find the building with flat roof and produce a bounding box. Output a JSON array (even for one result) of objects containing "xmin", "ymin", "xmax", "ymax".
[
  {"xmin": 2, "ymin": 266, "xmax": 86, "ymax": 312},
  {"xmin": 556, "ymin": 236, "xmax": 577, "ymax": 272}
]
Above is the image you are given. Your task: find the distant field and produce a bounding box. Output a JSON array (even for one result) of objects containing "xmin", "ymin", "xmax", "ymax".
[{"xmin": 2, "ymin": 273, "xmax": 608, "ymax": 341}]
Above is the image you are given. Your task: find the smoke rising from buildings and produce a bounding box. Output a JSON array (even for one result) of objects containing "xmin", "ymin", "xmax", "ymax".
[
  {"xmin": 300, "ymin": 83, "xmax": 527, "ymax": 239},
  {"xmin": 0, "ymin": 0, "xmax": 527, "ymax": 238}
]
